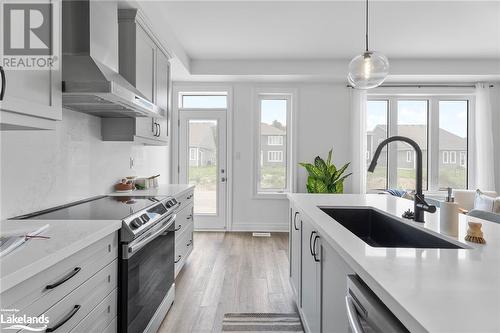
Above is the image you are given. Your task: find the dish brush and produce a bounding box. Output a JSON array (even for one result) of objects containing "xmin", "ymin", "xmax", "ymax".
[{"xmin": 465, "ymin": 221, "xmax": 486, "ymax": 244}]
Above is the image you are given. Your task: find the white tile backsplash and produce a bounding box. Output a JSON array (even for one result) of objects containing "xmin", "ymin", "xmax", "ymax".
[{"xmin": 0, "ymin": 109, "xmax": 169, "ymax": 219}]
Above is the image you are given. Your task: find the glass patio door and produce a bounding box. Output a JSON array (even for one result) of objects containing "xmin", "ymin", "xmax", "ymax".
[{"xmin": 179, "ymin": 110, "xmax": 227, "ymax": 229}]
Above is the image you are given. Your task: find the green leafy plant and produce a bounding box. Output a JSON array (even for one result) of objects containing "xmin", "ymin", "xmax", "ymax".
[{"xmin": 299, "ymin": 149, "xmax": 352, "ymax": 193}]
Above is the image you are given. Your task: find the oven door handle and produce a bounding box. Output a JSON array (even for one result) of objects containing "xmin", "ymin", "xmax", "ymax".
[{"xmin": 127, "ymin": 214, "xmax": 175, "ymax": 257}]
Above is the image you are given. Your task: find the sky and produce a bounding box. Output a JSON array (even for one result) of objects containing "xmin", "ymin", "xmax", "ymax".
[
  {"xmin": 261, "ymin": 99, "xmax": 287, "ymax": 125},
  {"xmin": 367, "ymin": 100, "xmax": 467, "ymax": 138}
]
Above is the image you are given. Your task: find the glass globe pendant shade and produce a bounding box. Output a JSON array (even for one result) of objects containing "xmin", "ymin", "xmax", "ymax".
[{"xmin": 348, "ymin": 51, "xmax": 389, "ymax": 89}]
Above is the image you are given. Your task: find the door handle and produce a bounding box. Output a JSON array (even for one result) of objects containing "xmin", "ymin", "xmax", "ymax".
[
  {"xmin": 309, "ymin": 231, "xmax": 316, "ymax": 257},
  {"xmin": 0, "ymin": 66, "xmax": 5, "ymax": 101},
  {"xmin": 293, "ymin": 211, "xmax": 300, "ymax": 231},
  {"xmin": 158, "ymin": 123, "xmax": 161, "ymax": 137},
  {"xmin": 221, "ymin": 177, "xmax": 227, "ymax": 182},
  {"xmin": 312, "ymin": 235, "xmax": 320, "ymax": 262}
]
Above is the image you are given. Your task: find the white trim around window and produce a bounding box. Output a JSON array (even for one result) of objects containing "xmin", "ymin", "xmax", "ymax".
[
  {"xmin": 252, "ymin": 88, "xmax": 298, "ymax": 199},
  {"xmin": 406, "ymin": 151, "xmax": 412, "ymax": 162}
]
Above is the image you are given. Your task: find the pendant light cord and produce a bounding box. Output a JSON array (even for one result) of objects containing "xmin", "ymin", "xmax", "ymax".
[{"xmin": 365, "ymin": 0, "xmax": 369, "ymax": 52}]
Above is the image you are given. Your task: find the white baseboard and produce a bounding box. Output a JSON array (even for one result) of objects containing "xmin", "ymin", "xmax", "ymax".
[{"xmin": 229, "ymin": 222, "xmax": 288, "ymax": 232}]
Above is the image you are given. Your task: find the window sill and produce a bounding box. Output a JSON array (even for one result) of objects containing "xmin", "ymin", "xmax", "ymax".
[{"xmin": 253, "ymin": 192, "xmax": 289, "ymax": 200}]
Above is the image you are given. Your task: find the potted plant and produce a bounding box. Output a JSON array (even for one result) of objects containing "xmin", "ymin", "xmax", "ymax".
[{"xmin": 299, "ymin": 148, "xmax": 352, "ymax": 193}]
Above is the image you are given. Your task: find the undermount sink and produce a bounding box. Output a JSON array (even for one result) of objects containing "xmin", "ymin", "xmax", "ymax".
[{"xmin": 320, "ymin": 207, "xmax": 466, "ymax": 249}]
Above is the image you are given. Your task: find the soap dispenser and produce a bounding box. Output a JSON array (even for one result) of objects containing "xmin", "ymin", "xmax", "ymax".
[{"xmin": 440, "ymin": 187, "xmax": 459, "ymax": 237}]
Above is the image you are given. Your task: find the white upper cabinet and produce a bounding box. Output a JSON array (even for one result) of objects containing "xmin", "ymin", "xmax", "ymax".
[
  {"xmin": 0, "ymin": 0, "xmax": 61, "ymax": 130},
  {"xmin": 102, "ymin": 8, "xmax": 171, "ymax": 145}
]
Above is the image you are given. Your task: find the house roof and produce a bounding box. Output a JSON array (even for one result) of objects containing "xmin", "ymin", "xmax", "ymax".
[
  {"xmin": 368, "ymin": 125, "xmax": 466, "ymax": 150},
  {"xmin": 189, "ymin": 122, "xmax": 216, "ymax": 150},
  {"xmin": 261, "ymin": 123, "xmax": 285, "ymax": 136}
]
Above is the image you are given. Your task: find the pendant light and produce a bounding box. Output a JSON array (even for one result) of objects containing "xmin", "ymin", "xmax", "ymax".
[{"xmin": 347, "ymin": 0, "xmax": 389, "ymax": 89}]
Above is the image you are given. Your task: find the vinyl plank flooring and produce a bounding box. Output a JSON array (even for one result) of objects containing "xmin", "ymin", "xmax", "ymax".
[{"xmin": 158, "ymin": 232, "xmax": 297, "ymax": 333}]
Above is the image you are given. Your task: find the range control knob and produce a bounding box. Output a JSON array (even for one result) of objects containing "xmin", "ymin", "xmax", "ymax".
[
  {"xmin": 131, "ymin": 218, "xmax": 143, "ymax": 229},
  {"xmin": 171, "ymin": 198, "xmax": 177, "ymax": 205},
  {"xmin": 165, "ymin": 200, "xmax": 174, "ymax": 208},
  {"xmin": 141, "ymin": 214, "xmax": 150, "ymax": 223}
]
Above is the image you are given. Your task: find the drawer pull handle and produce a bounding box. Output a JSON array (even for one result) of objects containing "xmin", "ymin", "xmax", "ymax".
[
  {"xmin": 174, "ymin": 255, "xmax": 182, "ymax": 263},
  {"xmin": 46, "ymin": 267, "xmax": 81, "ymax": 290},
  {"xmin": 186, "ymin": 240, "xmax": 192, "ymax": 247},
  {"xmin": 175, "ymin": 225, "xmax": 182, "ymax": 231},
  {"xmin": 46, "ymin": 305, "xmax": 81, "ymax": 332},
  {"xmin": 186, "ymin": 215, "xmax": 193, "ymax": 220}
]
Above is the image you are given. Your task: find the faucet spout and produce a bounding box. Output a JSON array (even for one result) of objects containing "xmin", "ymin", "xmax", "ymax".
[{"xmin": 368, "ymin": 136, "xmax": 436, "ymax": 222}]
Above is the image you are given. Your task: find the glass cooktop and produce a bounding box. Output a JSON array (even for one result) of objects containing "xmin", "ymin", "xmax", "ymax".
[{"xmin": 16, "ymin": 196, "xmax": 166, "ymax": 221}]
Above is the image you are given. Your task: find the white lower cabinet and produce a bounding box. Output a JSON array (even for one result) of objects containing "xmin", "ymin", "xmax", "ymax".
[
  {"xmin": 300, "ymin": 217, "xmax": 321, "ymax": 333},
  {"xmin": 174, "ymin": 189, "xmax": 195, "ymax": 277},
  {"xmin": 290, "ymin": 203, "xmax": 355, "ymax": 333},
  {"xmin": 290, "ymin": 208, "xmax": 302, "ymax": 306},
  {"xmin": 0, "ymin": 232, "xmax": 118, "ymax": 333}
]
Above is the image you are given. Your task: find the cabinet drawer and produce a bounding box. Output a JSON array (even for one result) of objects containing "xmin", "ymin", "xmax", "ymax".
[
  {"xmin": 174, "ymin": 203, "xmax": 193, "ymax": 238},
  {"xmin": 20, "ymin": 260, "xmax": 117, "ymax": 333},
  {"xmin": 175, "ymin": 190, "xmax": 194, "ymax": 211},
  {"xmin": 103, "ymin": 317, "xmax": 117, "ymax": 333},
  {"xmin": 175, "ymin": 225, "xmax": 193, "ymax": 277},
  {"xmin": 1, "ymin": 233, "xmax": 117, "ymax": 312},
  {"xmin": 70, "ymin": 289, "xmax": 117, "ymax": 333}
]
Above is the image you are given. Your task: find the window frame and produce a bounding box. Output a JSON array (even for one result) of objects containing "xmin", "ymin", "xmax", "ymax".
[
  {"xmin": 253, "ymin": 90, "xmax": 296, "ymax": 198},
  {"xmin": 406, "ymin": 151, "xmax": 412, "ymax": 163},
  {"xmin": 366, "ymin": 94, "xmax": 474, "ymax": 193},
  {"xmin": 178, "ymin": 92, "xmax": 228, "ymax": 109},
  {"xmin": 443, "ymin": 151, "xmax": 449, "ymax": 164},
  {"xmin": 450, "ymin": 151, "xmax": 456, "ymax": 164},
  {"xmin": 189, "ymin": 148, "xmax": 197, "ymax": 161}
]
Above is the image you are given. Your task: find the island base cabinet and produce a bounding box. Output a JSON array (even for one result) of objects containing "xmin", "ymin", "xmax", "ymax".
[
  {"xmin": 321, "ymin": 241, "xmax": 354, "ymax": 333},
  {"xmin": 289, "ymin": 208, "xmax": 302, "ymax": 305},
  {"xmin": 301, "ymin": 218, "xmax": 321, "ymax": 333}
]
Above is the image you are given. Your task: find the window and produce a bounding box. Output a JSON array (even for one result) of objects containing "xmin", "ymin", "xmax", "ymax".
[
  {"xmin": 366, "ymin": 96, "xmax": 471, "ymax": 192},
  {"xmin": 450, "ymin": 151, "xmax": 456, "ymax": 164},
  {"xmin": 443, "ymin": 151, "xmax": 449, "ymax": 164},
  {"xmin": 189, "ymin": 148, "xmax": 197, "ymax": 161},
  {"xmin": 460, "ymin": 152, "xmax": 467, "ymax": 167},
  {"xmin": 179, "ymin": 93, "xmax": 227, "ymax": 108},
  {"xmin": 406, "ymin": 151, "xmax": 412, "ymax": 162},
  {"xmin": 438, "ymin": 101, "xmax": 468, "ymax": 189},
  {"xmin": 366, "ymin": 100, "xmax": 388, "ymax": 190},
  {"xmin": 256, "ymin": 94, "xmax": 292, "ymax": 193},
  {"xmin": 268, "ymin": 151, "xmax": 283, "ymax": 162},
  {"xmin": 268, "ymin": 136, "xmax": 283, "ymax": 146}
]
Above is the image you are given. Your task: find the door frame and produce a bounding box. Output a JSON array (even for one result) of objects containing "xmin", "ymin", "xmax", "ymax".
[{"xmin": 171, "ymin": 84, "xmax": 233, "ymax": 231}]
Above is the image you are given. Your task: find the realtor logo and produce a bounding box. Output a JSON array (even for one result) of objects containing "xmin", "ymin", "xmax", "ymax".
[
  {"xmin": 1, "ymin": 1, "xmax": 59, "ymax": 70},
  {"xmin": 3, "ymin": 3, "xmax": 52, "ymax": 55}
]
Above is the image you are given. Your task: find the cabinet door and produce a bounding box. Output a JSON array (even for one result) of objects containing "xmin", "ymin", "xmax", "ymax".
[
  {"xmin": 135, "ymin": 26, "xmax": 155, "ymax": 101},
  {"xmin": 0, "ymin": 0, "xmax": 61, "ymax": 123},
  {"xmin": 290, "ymin": 208, "xmax": 302, "ymax": 306},
  {"xmin": 155, "ymin": 116, "xmax": 168, "ymax": 143},
  {"xmin": 301, "ymin": 218, "xmax": 321, "ymax": 333},
  {"xmin": 155, "ymin": 49, "xmax": 170, "ymax": 114},
  {"xmin": 135, "ymin": 117, "xmax": 156, "ymax": 140},
  {"xmin": 321, "ymin": 240, "xmax": 354, "ymax": 333}
]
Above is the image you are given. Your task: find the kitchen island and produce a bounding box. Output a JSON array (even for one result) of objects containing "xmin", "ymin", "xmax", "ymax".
[{"xmin": 288, "ymin": 194, "xmax": 500, "ymax": 333}]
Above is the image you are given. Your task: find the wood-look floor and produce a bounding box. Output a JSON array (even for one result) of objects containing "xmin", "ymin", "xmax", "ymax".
[{"xmin": 158, "ymin": 232, "xmax": 297, "ymax": 333}]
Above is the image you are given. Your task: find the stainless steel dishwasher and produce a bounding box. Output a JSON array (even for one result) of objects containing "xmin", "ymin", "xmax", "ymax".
[{"xmin": 345, "ymin": 275, "xmax": 409, "ymax": 333}]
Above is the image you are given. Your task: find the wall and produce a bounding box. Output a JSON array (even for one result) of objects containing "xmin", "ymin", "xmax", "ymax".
[
  {"xmin": 0, "ymin": 109, "xmax": 169, "ymax": 219},
  {"xmin": 174, "ymin": 82, "xmax": 352, "ymax": 232}
]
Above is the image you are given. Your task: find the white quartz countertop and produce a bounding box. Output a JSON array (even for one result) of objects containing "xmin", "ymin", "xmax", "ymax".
[
  {"xmin": 0, "ymin": 218, "xmax": 121, "ymax": 293},
  {"xmin": 108, "ymin": 184, "xmax": 194, "ymax": 197},
  {"xmin": 288, "ymin": 194, "xmax": 500, "ymax": 333}
]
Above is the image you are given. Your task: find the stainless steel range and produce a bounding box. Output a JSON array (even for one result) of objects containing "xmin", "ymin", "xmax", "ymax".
[{"xmin": 16, "ymin": 195, "xmax": 180, "ymax": 333}]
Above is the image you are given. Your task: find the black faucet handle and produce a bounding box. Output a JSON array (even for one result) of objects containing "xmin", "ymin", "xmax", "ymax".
[{"xmin": 415, "ymin": 194, "xmax": 437, "ymax": 213}]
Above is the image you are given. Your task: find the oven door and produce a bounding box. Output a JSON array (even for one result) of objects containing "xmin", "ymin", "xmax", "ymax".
[{"xmin": 120, "ymin": 214, "xmax": 175, "ymax": 333}]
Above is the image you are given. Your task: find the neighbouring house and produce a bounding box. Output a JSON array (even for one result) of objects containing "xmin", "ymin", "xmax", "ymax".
[
  {"xmin": 260, "ymin": 123, "xmax": 286, "ymax": 167},
  {"xmin": 189, "ymin": 122, "xmax": 217, "ymax": 167},
  {"xmin": 367, "ymin": 124, "xmax": 467, "ymax": 169}
]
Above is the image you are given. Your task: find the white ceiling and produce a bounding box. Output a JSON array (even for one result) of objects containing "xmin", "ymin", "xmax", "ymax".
[{"xmin": 138, "ymin": 1, "xmax": 500, "ymax": 60}]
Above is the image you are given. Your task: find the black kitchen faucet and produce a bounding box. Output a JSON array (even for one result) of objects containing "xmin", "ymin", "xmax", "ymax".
[{"xmin": 368, "ymin": 136, "xmax": 436, "ymax": 222}]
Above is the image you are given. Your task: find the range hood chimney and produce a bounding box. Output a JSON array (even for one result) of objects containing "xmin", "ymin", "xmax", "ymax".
[{"xmin": 62, "ymin": 0, "xmax": 162, "ymax": 118}]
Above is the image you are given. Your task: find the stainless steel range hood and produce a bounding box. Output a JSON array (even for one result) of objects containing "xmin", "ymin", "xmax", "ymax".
[{"xmin": 62, "ymin": 0, "xmax": 161, "ymax": 118}]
